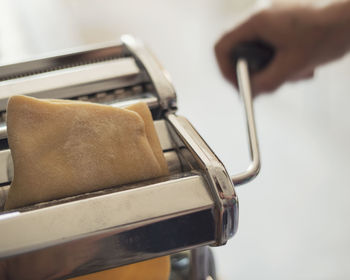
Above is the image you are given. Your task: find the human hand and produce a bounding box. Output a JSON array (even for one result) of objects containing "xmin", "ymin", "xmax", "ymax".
[{"xmin": 215, "ymin": 4, "xmax": 350, "ymax": 95}]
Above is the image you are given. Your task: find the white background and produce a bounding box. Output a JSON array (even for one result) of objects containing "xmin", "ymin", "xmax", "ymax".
[{"xmin": 1, "ymin": 0, "xmax": 349, "ymax": 279}]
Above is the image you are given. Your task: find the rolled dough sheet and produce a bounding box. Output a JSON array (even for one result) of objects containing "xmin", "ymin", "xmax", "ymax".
[{"xmin": 4, "ymin": 95, "xmax": 168, "ymax": 210}]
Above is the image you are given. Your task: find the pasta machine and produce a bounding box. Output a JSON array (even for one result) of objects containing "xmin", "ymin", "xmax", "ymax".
[{"xmin": 0, "ymin": 35, "xmax": 261, "ymax": 279}]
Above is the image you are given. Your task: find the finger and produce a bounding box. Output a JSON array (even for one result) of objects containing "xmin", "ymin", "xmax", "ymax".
[
  {"xmin": 251, "ymin": 52, "xmax": 294, "ymax": 94},
  {"xmin": 290, "ymin": 69, "xmax": 314, "ymax": 81},
  {"xmin": 214, "ymin": 19, "xmax": 259, "ymax": 85},
  {"xmin": 303, "ymin": 70, "xmax": 314, "ymax": 79}
]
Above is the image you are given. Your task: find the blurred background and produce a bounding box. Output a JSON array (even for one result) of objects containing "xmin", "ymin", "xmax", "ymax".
[{"xmin": 1, "ymin": 0, "xmax": 349, "ymax": 279}]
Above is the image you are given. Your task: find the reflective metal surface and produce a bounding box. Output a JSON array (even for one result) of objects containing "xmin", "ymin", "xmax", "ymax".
[
  {"xmin": 190, "ymin": 247, "xmax": 216, "ymax": 280},
  {"xmin": 231, "ymin": 59, "xmax": 261, "ymax": 186},
  {"xmin": 121, "ymin": 35, "xmax": 177, "ymax": 112},
  {"xmin": 0, "ymin": 42, "xmax": 150, "ymax": 112},
  {"xmin": 0, "ymin": 174, "xmax": 214, "ymax": 258},
  {"xmin": 166, "ymin": 114, "xmax": 238, "ymax": 245},
  {"xmin": 170, "ymin": 247, "xmax": 216, "ymax": 280},
  {"xmin": 0, "ymin": 42, "xmax": 125, "ymax": 81},
  {"xmin": 0, "ymin": 58, "xmax": 139, "ymax": 99},
  {"xmin": 0, "ymin": 150, "xmax": 12, "ymax": 183}
]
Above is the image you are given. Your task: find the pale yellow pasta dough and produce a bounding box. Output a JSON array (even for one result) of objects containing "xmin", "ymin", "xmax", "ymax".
[
  {"xmin": 71, "ymin": 256, "xmax": 170, "ymax": 280},
  {"xmin": 4, "ymin": 95, "xmax": 168, "ymax": 210}
]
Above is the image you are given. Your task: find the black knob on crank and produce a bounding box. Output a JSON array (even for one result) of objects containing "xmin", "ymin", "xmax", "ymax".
[{"xmin": 230, "ymin": 40, "xmax": 275, "ymax": 74}]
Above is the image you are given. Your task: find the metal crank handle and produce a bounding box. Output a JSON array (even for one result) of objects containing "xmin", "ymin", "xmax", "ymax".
[{"xmin": 230, "ymin": 40, "xmax": 275, "ymax": 185}]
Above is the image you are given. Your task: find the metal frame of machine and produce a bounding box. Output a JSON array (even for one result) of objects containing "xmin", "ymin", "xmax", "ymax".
[{"xmin": 0, "ymin": 35, "xmax": 259, "ymax": 279}]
